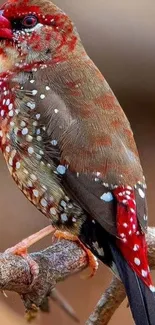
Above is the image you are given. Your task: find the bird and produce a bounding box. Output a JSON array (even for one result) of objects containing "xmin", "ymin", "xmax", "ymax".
[{"xmin": 0, "ymin": 0, "xmax": 154, "ymax": 323}]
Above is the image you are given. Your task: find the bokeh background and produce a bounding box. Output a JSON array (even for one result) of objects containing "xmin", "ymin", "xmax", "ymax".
[{"xmin": 0, "ymin": 0, "xmax": 155, "ymax": 324}]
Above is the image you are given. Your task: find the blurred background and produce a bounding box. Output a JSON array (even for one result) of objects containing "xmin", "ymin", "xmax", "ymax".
[{"xmin": 0, "ymin": 0, "xmax": 155, "ymax": 324}]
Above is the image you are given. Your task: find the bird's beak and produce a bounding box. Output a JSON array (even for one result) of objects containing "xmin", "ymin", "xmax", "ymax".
[{"xmin": 0, "ymin": 10, "xmax": 13, "ymax": 40}]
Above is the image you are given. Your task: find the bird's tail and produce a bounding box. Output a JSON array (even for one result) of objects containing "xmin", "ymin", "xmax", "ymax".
[{"xmin": 109, "ymin": 242, "xmax": 155, "ymax": 325}]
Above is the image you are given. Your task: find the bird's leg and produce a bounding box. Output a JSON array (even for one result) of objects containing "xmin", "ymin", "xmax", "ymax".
[
  {"xmin": 54, "ymin": 230, "xmax": 98, "ymax": 277},
  {"xmin": 4, "ymin": 225, "xmax": 55, "ymax": 283},
  {"xmin": 5, "ymin": 225, "xmax": 55, "ymax": 254}
]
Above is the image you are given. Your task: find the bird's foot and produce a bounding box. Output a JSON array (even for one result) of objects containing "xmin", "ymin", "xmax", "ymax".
[
  {"xmin": 54, "ymin": 230, "xmax": 98, "ymax": 277},
  {"xmin": 4, "ymin": 225, "xmax": 55, "ymax": 284},
  {"xmin": 5, "ymin": 244, "xmax": 39, "ymax": 284}
]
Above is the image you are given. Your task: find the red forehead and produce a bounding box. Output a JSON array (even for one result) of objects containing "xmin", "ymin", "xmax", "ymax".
[
  {"xmin": 1, "ymin": 0, "xmax": 40, "ymax": 18},
  {"xmin": 0, "ymin": 0, "xmax": 74, "ymax": 34}
]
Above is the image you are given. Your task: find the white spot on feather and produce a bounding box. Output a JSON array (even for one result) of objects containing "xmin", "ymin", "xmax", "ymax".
[
  {"xmin": 36, "ymin": 114, "xmax": 40, "ymax": 120},
  {"xmin": 5, "ymin": 146, "xmax": 10, "ymax": 153},
  {"xmin": 57, "ymin": 165, "xmax": 66, "ymax": 175},
  {"xmin": 133, "ymin": 244, "xmax": 139, "ymax": 251},
  {"xmin": 60, "ymin": 200, "xmax": 67, "ymax": 208},
  {"xmin": 22, "ymin": 128, "xmax": 28, "ymax": 135},
  {"xmin": 134, "ymin": 257, "xmax": 141, "ymax": 266},
  {"xmin": 28, "ymin": 147, "xmax": 34, "ymax": 154},
  {"xmin": 26, "ymin": 135, "xmax": 33, "ymax": 142},
  {"xmin": 92, "ymin": 241, "xmax": 104, "ymax": 256},
  {"xmin": 138, "ymin": 188, "xmax": 145, "ymax": 198},
  {"xmin": 142, "ymin": 270, "xmax": 148, "ymax": 277},
  {"xmin": 30, "ymin": 174, "xmax": 37, "ymax": 181},
  {"xmin": 123, "ymin": 223, "xmax": 128, "ymax": 228},
  {"xmin": 8, "ymin": 103, "xmax": 13, "ymax": 111},
  {"xmin": 100, "ymin": 192, "xmax": 113, "ymax": 202},
  {"xmin": 33, "ymin": 189, "xmax": 39, "ymax": 198},
  {"xmin": 8, "ymin": 110, "xmax": 13, "ymax": 117},
  {"xmin": 36, "ymin": 136, "xmax": 42, "ymax": 142},
  {"xmin": 33, "ymin": 121, "xmax": 38, "ymax": 126},
  {"xmin": 150, "ymin": 285, "xmax": 155, "ymax": 292},
  {"xmin": 20, "ymin": 120, "xmax": 26, "ymax": 127},
  {"xmin": 40, "ymin": 198, "xmax": 47, "ymax": 207},
  {"xmin": 50, "ymin": 207, "xmax": 57, "ymax": 215},
  {"xmin": 36, "ymin": 129, "xmax": 40, "ymax": 135},
  {"xmin": 40, "ymin": 94, "xmax": 45, "ymax": 99},
  {"xmin": 61, "ymin": 213, "xmax": 68, "ymax": 222},
  {"xmin": 9, "ymin": 157, "xmax": 13, "ymax": 166},
  {"xmin": 51, "ymin": 140, "xmax": 57, "ymax": 146},
  {"xmin": 27, "ymin": 180, "xmax": 33, "ymax": 187},
  {"xmin": 16, "ymin": 162, "xmax": 20, "ymax": 169},
  {"xmin": 27, "ymin": 102, "xmax": 35, "ymax": 110},
  {"xmin": 6, "ymin": 99, "xmax": 10, "ymax": 106},
  {"xmin": 32, "ymin": 89, "xmax": 37, "ymax": 95}
]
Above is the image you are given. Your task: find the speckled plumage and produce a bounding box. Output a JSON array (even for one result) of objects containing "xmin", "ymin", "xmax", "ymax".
[{"xmin": 0, "ymin": 1, "xmax": 155, "ymax": 323}]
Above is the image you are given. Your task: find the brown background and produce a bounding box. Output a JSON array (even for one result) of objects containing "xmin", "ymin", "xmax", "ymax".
[{"xmin": 0, "ymin": 0, "xmax": 155, "ymax": 324}]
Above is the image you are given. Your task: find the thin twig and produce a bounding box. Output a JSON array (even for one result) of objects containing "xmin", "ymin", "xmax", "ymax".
[
  {"xmin": 50, "ymin": 288, "xmax": 79, "ymax": 322},
  {"xmin": 86, "ymin": 277, "xmax": 125, "ymax": 325}
]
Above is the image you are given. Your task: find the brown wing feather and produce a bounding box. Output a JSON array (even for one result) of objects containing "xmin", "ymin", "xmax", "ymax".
[
  {"xmin": 29, "ymin": 59, "xmax": 144, "ymax": 187},
  {"xmin": 17, "ymin": 58, "xmax": 146, "ymax": 235}
]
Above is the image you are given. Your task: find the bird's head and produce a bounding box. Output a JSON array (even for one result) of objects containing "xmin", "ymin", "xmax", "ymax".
[{"xmin": 0, "ymin": 0, "xmax": 80, "ymax": 72}]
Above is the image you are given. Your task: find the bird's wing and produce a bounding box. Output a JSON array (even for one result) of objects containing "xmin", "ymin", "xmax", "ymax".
[{"xmin": 17, "ymin": 66, "xmax": 147, "ymax": 236}]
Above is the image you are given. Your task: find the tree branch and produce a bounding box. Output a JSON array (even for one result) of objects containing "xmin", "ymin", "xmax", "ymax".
[
  {"xmin": 0, "ymin": 227, "xmax": 155, "ymax": 324},
  {"xmin": 1, "ymin": 239, "xmax": 87, "ymax": 322}
]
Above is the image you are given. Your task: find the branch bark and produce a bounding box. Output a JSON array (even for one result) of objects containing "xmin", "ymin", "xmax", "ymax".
[
  {"xmin": 0, "ymin": 238, "xmax": 87, "ymax": 321},
  {"xmin": 0, "ymin": 227, "xmax": 155, "ymax": 324}
]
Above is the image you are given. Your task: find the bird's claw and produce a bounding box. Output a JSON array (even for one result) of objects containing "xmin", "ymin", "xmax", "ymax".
[
  {"xmin": 4, "ymin": 244, "xmax": 39, "ymax": 285},
  {"xmin": 54, "ymin": 230, "xmax": 98, "ymax": 278}
]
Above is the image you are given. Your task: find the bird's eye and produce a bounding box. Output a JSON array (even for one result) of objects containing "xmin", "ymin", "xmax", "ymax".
[{"xmin": 22, "ymin": 15, "xmax": 38, "ymax": 28}]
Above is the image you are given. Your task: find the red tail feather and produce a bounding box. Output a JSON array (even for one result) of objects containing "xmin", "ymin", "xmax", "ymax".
[{"xmin": 113, "ymin": 187, "xmax": 153, "ymax": 290}]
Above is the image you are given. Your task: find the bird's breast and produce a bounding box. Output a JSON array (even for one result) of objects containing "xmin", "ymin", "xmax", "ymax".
[{"xmin": 0, "ymin": 76, "xmax": 84, "ymax": 235}]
